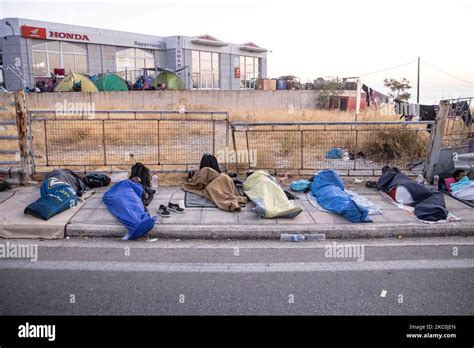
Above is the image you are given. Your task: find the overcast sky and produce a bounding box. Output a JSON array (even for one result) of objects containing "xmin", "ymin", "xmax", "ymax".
[{"xmin": 1, "ymin": 0, "xmax": 473, "ymax": 103}]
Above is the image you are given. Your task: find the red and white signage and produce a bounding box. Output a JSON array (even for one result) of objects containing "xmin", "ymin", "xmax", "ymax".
[
  {"xmin": 21, "ymin": 25, "xmax": 90, "ymax": 42},
  {"xmin": 21, "ymin": 26, "xmax": 47, "ymax": 39}
]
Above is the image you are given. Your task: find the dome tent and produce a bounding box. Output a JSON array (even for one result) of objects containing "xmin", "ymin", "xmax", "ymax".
[
  {"xmin": 152, "ymin": 72, "xmax": 185, "ymax": 90},
  {"xmin": 94, "ymin": 73, "xmax": 129, "ymax": 91},
  {"xmin": 54, "ymin": 73, "xmax": 99, "ymax": 92}
]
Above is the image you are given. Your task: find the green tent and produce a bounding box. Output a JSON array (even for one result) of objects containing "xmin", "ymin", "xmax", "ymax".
[
  {"xmin": 54, "ymin": 73, "xmax": 99, "ymax": 92},
  {"xmin": 94, "ymin": 73, "xmax": 129, "ymax": 91},
  {"xmin": 152, "ymin": 72, "xmax": 185, "ymax": 90}
]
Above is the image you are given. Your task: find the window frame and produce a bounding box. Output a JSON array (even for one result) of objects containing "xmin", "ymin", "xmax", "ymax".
[
  {"xmin": 240, "ymin": 56, "xmax": 261, "ymax": 89},
  {"xmin": 31, "ymin": 40, "xmax": 88, "ymax": 77},
  {"xmin": 191, "ymin": 50, "xmax": 220, "ymax": 90}
]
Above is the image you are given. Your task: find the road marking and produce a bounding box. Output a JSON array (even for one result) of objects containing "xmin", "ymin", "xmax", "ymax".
[
  {"xmin": 6, "ymin": 237, "xmax": 474, "ymax": 249},
  {"xmin": 0, "ymin": 259, "xmax": 473, "ymax": 273}
]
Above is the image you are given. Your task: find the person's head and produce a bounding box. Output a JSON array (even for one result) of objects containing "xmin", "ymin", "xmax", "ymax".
[
  {"xmin": 160, "ymin": 83, "xmax": 166, "ymax": 91},
  {"xmin": 453, "ymin": 170, "xmax": 466, "ymax": 181}
]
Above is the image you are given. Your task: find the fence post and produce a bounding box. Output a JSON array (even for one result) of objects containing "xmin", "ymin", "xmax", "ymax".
[
  {"xmin": 423, "ymin": 100, "xmax": 449, "ymax": 181},
  {"xmin": 14, "ymin": 90, "xmax": 33, "ymax": 185}
]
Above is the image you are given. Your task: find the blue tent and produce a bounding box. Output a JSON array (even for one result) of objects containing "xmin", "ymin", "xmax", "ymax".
[
  {"xmin": 310, "ymin": 170, "xmax": 371, "ymax": 223},
  {"xmin": 103, "ymin": 180, "xmax": 156, "ymax": 240}
]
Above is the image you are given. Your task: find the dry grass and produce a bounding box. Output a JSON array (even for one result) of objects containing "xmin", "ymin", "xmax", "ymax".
[{"xmin": 229, "ymin": 107, "xmax": 401, "ymax": 123}]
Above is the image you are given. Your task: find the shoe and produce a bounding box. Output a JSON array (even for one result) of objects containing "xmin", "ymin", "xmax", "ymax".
[
  {"xmin": 365, "ymin": 181, "xmax": 377, "ymax": 189},
  {"xmin": 168, "ymin": 202, "xmax": 185, "ymax": 214},
  {"xmin": 158, "ymin": 204, "xmax": 171, "ymax": 217}
]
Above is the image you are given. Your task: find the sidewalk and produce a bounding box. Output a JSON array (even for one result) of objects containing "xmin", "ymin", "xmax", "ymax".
[
  {"xmin": 2, "ymin": 184, "xmax": 474, "ymax": 240},
  {"xmin": 66, "ymin": 186, "xmax": 474, "ymax": 240}
]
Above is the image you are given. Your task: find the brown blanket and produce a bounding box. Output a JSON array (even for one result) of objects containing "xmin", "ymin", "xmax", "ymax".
[{"xmin": 182, "ymin": 167, "xmax": 247, "ymax": 211}]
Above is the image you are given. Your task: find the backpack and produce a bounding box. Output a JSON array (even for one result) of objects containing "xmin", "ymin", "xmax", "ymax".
[
  {"xmin": 290, "ymin": 179, "xmax": 311, "ymax": 193},
  {"xmin": 84, "ymin": 173, "xmax": 111, "ymax": 188},
  {"xmin": 130, "ymin": 163, "xmax": 152, "ymax": 188},
  {"xmin": 129, "ymin": 163, "xmax": 155, "ymax": 206},
  {"xmin": 199, "ymin": 153, "xmax": 221, "ymax": 173}
]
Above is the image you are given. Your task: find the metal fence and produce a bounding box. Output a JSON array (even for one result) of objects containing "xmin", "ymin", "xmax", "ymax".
[
  {"xmin": 25, "ymin": 111, "xmax": 436, "ymax": 176},
  {"xmin": 28, "ymin": 110, "xmax": 229, "ymax": 173},
  {"xmin": 230, "ymin": 121, "xmax": 435, "ymax": 175}
]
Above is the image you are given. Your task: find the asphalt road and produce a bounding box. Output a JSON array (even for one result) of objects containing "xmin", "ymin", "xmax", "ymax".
[{"xmin": 0, "ymin": 237, "xmax": 473, "ymax": 315}]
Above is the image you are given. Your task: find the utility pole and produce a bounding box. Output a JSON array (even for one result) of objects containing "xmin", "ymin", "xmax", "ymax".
[{"xmin": 417, "ymin": 56, "xmax": 420, "ymax": 103}]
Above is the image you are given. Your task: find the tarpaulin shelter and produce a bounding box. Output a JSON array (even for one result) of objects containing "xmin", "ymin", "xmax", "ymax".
[
  {"xmin": 94, "ymin": 73, "xmax": 128, "ymax": 91},
  {"xmin": 54, "ymin": 73, "xmax": 99, "ymax": 92},
  {"xmin": 152, "ymin": 72, "xmax": 185, "ymax": 90}
]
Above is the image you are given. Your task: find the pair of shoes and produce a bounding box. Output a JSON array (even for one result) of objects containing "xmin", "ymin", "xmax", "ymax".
[
  {"xmin": 365, "ymin": 181, "xmax": 377, "ymax": 189},
  {"xmin": 158, "ymin": 203, "xmax": 185, "ymax": 217}
]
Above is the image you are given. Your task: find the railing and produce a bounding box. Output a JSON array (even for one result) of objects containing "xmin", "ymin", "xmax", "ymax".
[
  {"xmin": 230, "ymin": 121, "xmax": 435, "ymax": 176},
  {"xmin": 28, "ymin": 110, "xmax": 229, "ymax": 173}
]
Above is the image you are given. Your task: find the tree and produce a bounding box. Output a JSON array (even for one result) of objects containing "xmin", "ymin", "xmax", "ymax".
[
  {"xmin": 315, "ymin": 77, "xmax": 345, "ymax": 109},
  {"xmin": 383, "ymin": 78, "xmax": 411, "ymax": 101}
]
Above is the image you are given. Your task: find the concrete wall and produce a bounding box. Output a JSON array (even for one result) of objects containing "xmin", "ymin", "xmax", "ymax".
[
  {"xmin": 0, "ymin": 36, "xmax": 33, "ymax": 90},
  {"xmin": 24, "ymin": 90, "xmax": 319, "ymax": 117}
]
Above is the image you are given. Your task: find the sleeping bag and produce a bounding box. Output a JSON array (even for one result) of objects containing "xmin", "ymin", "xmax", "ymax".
[
  {"xmin": 377, "ymin": 167, "xmax": 448, "ymax": 221},
  {"xmin": 182, "ymin": 167, "xmax": 247, "ymax": 211},
  {"xmin": 310, "ymin": 170, "xmax": 371, "ymax": 223},
  {"xmin": 243, "ymin": 170, "xmax": 302, "ymax": 218},
  {"xmin": 45, "ymin": 169, "xmax": 87, "ymax": 197},
  {"xmin": 24, "ymin": 177, "xmax": 78, "ymax": 220},
  {"xmin": 103, "ymin": 180, "xmax": 156, "ymax": 240}
]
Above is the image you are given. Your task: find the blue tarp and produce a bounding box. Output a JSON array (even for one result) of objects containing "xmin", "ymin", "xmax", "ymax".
[
  {"xmin": 325, "ymin": 148, "xmax": 343, "ymax": 159},
  {"xmin": 290, "ymin": 179, "xmax": 311, "ymax": 192},
  {"xmin": 310, "ymin": 170, "xmax": 371, "ymax": 223},
  {"xmin": 103, "ymin": 180, "xmax": 156, "ymax": 240},
  {"xmin": 24, "ymin": 177, "xmax": 78, "ymax": 220}
]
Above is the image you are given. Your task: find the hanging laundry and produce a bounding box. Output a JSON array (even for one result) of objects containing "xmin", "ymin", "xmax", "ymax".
[
  {"xmin": 362, "ymin": 84, "xmax": 389, "ymax": 107},
  {"xmin": 450, "ymin": 101, "xmax": 472, "ymax": 127}
]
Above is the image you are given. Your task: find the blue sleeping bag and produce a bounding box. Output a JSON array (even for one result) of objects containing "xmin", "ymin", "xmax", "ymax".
[
  {"xmin": 310, "ymin": 170, "xmax": 371, "ymax": 223},
  {"xmin": 24, "ymin": 177, "xmax": 78, "ymax": 220},
  {"xmin": 103, "ymin": 179, "xmax": 156, "ymax": 240}
]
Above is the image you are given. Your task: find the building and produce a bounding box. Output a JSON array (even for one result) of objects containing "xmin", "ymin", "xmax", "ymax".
[{"xmin": 0, "ymin": 18, "xmax": 268, "ymax": 91}]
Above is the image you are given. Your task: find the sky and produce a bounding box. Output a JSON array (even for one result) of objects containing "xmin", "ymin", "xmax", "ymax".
[{"xmin": 1, "ymin": 0, "xmax": 473, "ymax": 103}]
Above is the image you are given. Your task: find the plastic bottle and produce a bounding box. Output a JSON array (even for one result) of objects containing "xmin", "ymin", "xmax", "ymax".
[
  {"xmin": 305, "ymin": 234, "xmax": 326, "ymax": 241},
  {"xmin": 151, "ymin": 175, "xmax": 158, "ymax": 188},
  {"xmin": 433, "ymin": 175, "xmax": 439, "ymax": 191},
  {"xmin": 280, "ymin": 234, "xmax": 305, "ymax": 242}
]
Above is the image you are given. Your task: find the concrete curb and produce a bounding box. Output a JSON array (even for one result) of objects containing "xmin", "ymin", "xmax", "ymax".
[{"xmin": 66, "ymin": 222, "xmax": 474, "ymax": 240}]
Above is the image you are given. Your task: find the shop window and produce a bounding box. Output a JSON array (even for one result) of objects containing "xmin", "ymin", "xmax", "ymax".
[
  {"xmin": 31, "ymin": 40, "xmax": 88, "ymax": 77},
  {"xmin": 240, "ymin": 56, "xmax": 261, "ymax": 89},
  {"xmin": 191, "ymin": 50, "xmax": 219, "ymax": 89},
  {"xmin": 115, "ymin": 47, "xmax": 155, "ymax": 82}
]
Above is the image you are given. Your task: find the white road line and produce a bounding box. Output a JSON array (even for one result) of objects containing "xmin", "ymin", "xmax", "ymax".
[
  {"xmin": 0, "ymin": 259, "xmax": 473, "ymax": 273},
  {"xmin": 4, "ymin": 237, "xmax": 474, "ymax": 249}
]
